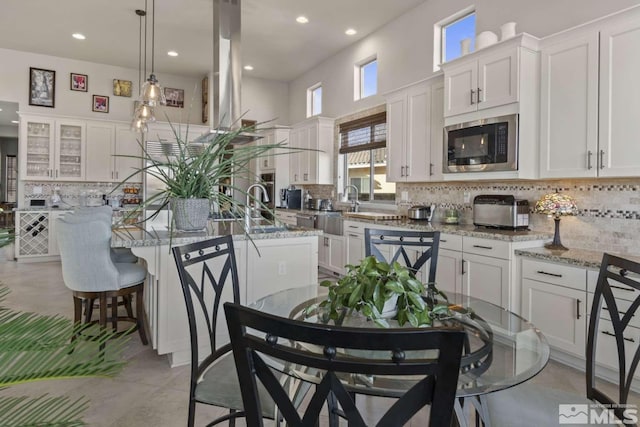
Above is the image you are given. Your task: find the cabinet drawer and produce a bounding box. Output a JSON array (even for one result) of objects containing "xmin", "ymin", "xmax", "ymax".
[
  {"xmin": 587, "ymin": 290, "xmax": 640, "ymax": 330},
  {"xmin": 343, "ymin": 221, "xmax": 365, "ymax": 235},
  {"xmin": 439, "ymin": 234, "xmax": 462, "ymax": 252},
  {"xmin": 463, "ymin": 237, "xmax": 510, "ymax": 259},
  {"xmin": 522, "ymin": 258, "xmax": 586, "ymax": 291},
  {"xmin": 590, "ymin": 317, "xmax": 640, "ymax": 377}
]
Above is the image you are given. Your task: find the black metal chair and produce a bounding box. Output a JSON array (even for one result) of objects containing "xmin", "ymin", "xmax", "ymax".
[
  {"xmin": 484, "ymin": 253, "xmax": 640, "ymax": 426},
  {"xmin": 365, "ymin": 228, "xmax": 441, "ymax": 284},
  {"xmin": 172, "ymin": 236, "xmax": 278, "ymax": 427},
  {"xmin": 224, "ymin": 302, "xmax": 465, "ymax": 426}
]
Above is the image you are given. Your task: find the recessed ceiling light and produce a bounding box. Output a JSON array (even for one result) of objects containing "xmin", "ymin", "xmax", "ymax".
[
  {"xmin": 345, "ymin": 28, "xmax": 357, "ymax": 36},
  {"xmin": 72, "ymin": 33, "xmax": 86, "ymax": 40},
  {"xmin": 296, "ymin": 16, "xmax": 309, "ymax": 24},
  {"xmin": 244, "ymin": 65, "xmax": 254, "ymax": 71},
  {"xmin": 11, "ymin": 120, "xmax": 19, "ymax": 124},
  {"xmin": 0, "ymin": 108, "xmax": 3, "ymax": 112},
  {"xmin": 167, "ymin": 51, "xmax": 179, "ymax": 57}
]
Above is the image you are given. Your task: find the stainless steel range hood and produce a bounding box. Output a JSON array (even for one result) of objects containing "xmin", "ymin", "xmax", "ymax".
[{"xmin": 193, "ymin": 0, "xmax": 261, "ymax": 145}]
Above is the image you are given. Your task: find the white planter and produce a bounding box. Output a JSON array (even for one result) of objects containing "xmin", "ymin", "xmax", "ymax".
[{"xmin": 171, "ymin": 198, "xmax": 210, "ymax": 231}]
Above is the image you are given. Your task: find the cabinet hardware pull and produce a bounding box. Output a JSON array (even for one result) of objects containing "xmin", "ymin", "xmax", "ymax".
[
  {"xmin": 56, "ymin": 169, "xmax": 58, "ymax": 178},
  {"xmin": 536, "ymin": 270, "xmax": 563, "ymax": 278},
  {"xmin": 576, "ymin": 299, "xmax": 581, "ymax": 320},
  {"xmin": 440, "ymin": 239, "xmax": 447, "ymax": 243},
  {"xmin": 599, "ymin": 150, "xmax": 605, "ymax": 169},
  {"xmin": 461, "ymin": 259, "xmax": 466, "ymax": 275},
  {"xmin": 348, "ymin": 234, "xmax": 359, "ymax": 238},
  {"xmin": 348, "ymin": 225, "xmax": 358, "ymax": 229},
  {"xmin": 472, "ymin": 244, "xmax": 493, "ymax": 250},
  {"xmin": 611, "ymin": 284, "xmax": 633, "ymax": 292},
  {"xmin": 477, "ymin": 87, "xmax": 482, "ymax": 103},
  {"xmin": 400, "ymin": 166, "xmax": 405, "ymax": 177},
  {"xmin": 587, "ymin": 150, "xmax": 593, "ymax": 170},
  {"xmin": 405, "ymin": 165, "xmax": 410, "ymax": 176},
  {"xmin": 116, "ymin": 171, "xmax": 119, "ymax": 179},
  {"xmin": 429, "ymin": 163, "xmax": 434, "ymax": 176},
  {"xmin": 602, "ymin": 330, "xmax": 635, "ymax": 343},
  {"xmin": 111, "ymin": 171, "xmax": 114, "ymax": 179},
  {"xmin": 470, "ymin": 89, "xmax": 475, "ymax": 105}
]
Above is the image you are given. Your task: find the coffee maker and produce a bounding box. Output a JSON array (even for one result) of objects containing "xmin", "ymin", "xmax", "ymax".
[{"xmin": 280, "ymin": 188, "xmax": 302, "ymax": 209}]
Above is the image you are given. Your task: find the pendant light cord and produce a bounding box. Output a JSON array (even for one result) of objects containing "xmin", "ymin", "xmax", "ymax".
[
  {"xmin": 151, "ymin": 0, "xmax": 155, "ymax": 74},
  {"xmin": 144, "ymin": 0, "xmax": 148, "ymax": 80}
]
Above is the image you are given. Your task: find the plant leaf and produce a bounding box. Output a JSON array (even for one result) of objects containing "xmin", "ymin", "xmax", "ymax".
[
  {"xmin": 0, "ymin": 394, "xmax": 89, "ymax": 426},
  {"xmin": 406, "ymin": 292, "xmax": 426, "ymax": 311},
  {"xmin": 384, "ymin": 281, "xmax": 404, "ymax": 294}
]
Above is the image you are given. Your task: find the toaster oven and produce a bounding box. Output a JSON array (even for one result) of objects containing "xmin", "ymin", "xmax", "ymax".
[{"xmin": 473, "ymin": 195, "xmax": 529, "ymax": 230}]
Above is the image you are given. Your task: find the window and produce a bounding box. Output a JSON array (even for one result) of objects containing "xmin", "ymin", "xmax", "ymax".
[
  {"xmin": 307, "ymin": 83, "xmax": 322, "ymax": 117},
  {"xmin": 339, "ymin": 112, "xmax": 395, "ymax": 202},
  {"xmin": 434, "ymin": 9, "xmax": 476, "ymax": 70},
  {"xmin": 355, "ymin": 58, "xmax": 377, "ymax": 100}
]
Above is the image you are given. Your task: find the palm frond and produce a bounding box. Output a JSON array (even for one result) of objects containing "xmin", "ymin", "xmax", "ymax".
[{"xmin": 0, "ymin": 394, "xmax": 88, "ymax": 426}]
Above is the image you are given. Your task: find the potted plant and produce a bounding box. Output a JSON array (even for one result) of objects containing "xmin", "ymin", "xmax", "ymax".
[
  {"xmin": 316, "ymin": 256, "xmax": 451, "ymax": 328},
  {"xmin": 118, "ymin": 121, "xmax": 292, "ymax": 232}
]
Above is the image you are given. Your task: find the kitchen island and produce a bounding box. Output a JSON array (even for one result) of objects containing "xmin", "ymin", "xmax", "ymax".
[{"xmin": 112, "ymin": 222, "xmax": 322, "ymax": 366}]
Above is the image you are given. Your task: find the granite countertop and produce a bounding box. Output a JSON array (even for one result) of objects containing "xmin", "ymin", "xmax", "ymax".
[
  {"xmin": 515, "ymin": 247, "xmax": 640, "ymax": 270},
  {"xmin": 111, "ymin": 222, "xmax": 322, "ymax": 248}
]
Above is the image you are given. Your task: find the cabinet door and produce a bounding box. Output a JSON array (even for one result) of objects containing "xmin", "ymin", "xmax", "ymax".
[
  {"xmin": 288, "ymin": 127, "xmax": 303, "ymax": 184},
  {"xmin": 346, "ymin": 231, "xmax": 364, "ymax": 267},
  {"xmin": 305, "ymin": 124, "xmax": 317, "ymax": 183},
  {"xmin": 55, "ymin": 121, "xmax": 85, "ymax": 181},
  {"xmin": 115, "ymin": 125, "xmax": 143, "ymax": 183},
  {"xmin": 444, "ymin": 60, "xmax": 477, "ymax": 116},
  {"xmin": 598, "ymin": 13, "xmax": 640, "ymax": 177},
  {"xmin": 477, "ymin": 47, "xmax": 519, "ymax": 110},
  {"xmin": 385, "ymin": 91, "xmax": 406, "ymax": 182},
  {"xmin": 429, "ymin": 82, "xmax": 445, "ymax": 181},
  {"xmin": 435, "ymin": 248, "xmax": 463, "ymax": 296},
  {"xmin": 522, "ymin": 278, "xmax": 586, "ymax": 356},
  {"xmin": 16, "ymin": 212, "xmax": 49, "ymax": 257},
  {"xmin": 462, "ymin": 253, "xmax": 510, "ymax": 310},
  {"xmin": 405, "ymin": 83, "xmax": 431, "ymax": 182},
  {"xmin": 540, "ymin": 32, "xmax": 599, "ymax": 178},
  {"xmin": 259, "ymin": 132, "xmax": 275, "ymax": 171},
  {"xmin": 328, "ymin": 235, "xmax": 345, "ymax": 275},
  {"xmin": 21, "ymin": 117, "xmax": 55, "ymax": 180},
  {"xmin": 48, "ymin": 211, "xmax": 69, "ymax": 256},
  {"xmin": 318, "ymin": 235, "xmax": 329, "ymax": 269},
  {"xmin": 86, "ymin": 122, "xmax": 115, "ymax": 182}
]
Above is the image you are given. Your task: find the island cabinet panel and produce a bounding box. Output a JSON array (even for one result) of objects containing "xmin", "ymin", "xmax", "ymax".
[{"xmin": 132, "ymin": 234, "xmax": 318, "ymax": 367}]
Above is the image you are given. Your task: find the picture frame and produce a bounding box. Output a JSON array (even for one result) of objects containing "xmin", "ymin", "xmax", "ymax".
[
  {"xmin": 113, "ymin": 79, "xmax": 132, "ymax": 97},
  {"xmin": 202, "ymin": 77, "xmax": 208, "ymax": 123},
  {"xmin": 164, "ymin": 87, "xmax": 185, "ymax": 108},
  {"xmin": 29, "ymin": 67, "xmax": 55, "ymax": 107},
  {"xmin": 92, "ymin": 95, "xmax": 109, "ymax": 113},
  {"xmin": 70, "ymin": 73, "xmax": 88, "ymax": 92}
]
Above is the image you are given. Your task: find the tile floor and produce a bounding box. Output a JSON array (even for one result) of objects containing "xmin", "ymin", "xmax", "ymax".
[{"xmin": 0, "ymin": 260, "xmax": 638, "ymax": 426}]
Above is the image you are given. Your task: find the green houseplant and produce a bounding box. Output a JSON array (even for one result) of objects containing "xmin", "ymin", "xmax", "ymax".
[{"xmin": 317, "ymin": 256, "xmax": 451, "ymax": 328}]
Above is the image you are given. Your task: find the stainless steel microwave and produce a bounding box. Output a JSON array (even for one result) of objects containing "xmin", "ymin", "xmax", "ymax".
[{"xmin": 444, "ymin": 114, "xmax": 518, "ymax": 173}]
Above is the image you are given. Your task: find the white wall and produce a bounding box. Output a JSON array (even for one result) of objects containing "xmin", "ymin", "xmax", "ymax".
[
  {"xmin": 0, "ymin": 47, "xmax": 289, "ymax": 127},
  {"xmin": 288, "ymin": 0, "xmax": 640, "ymax": 124},
  {"xmin": 0, "ymin": 126, "xmax": 17, "ymax": 138}
]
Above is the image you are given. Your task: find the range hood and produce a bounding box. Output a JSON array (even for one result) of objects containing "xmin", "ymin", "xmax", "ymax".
[{"xmin": 193, "ymin": 0, "xmax": 261, "ymax": 145}]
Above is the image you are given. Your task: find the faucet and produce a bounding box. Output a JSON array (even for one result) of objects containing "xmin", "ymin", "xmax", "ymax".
[
  {"xmin": 245, "ymin": 183, "xmax": 269, "ymax": 230},
  {"xmin": 343, "ymin": 185, "xmax": 360, "ymax": 213}
]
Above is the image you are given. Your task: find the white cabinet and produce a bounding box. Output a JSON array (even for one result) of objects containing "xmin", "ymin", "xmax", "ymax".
[
  {"xmin": 443, "ymin": 40, "xmax": 527, "ymax": 117},
  {"xmin": 539, "ymin": 8, "xmax": 640, "ymax": 178},
  {"xmin": 85, "ymin": 123, "xmax": 143, "ymax": 183},
  {"xmin": 520, "ymin": 258, "xmax": 587, "ymax": 357},
  {"xmin": 344, "ymin": 220, "xmax": 365, "ymax": 267},
  {"xmin": 289, "ymin": 117, "xmax": 334, "ymax": 185},
  {"xmin": 319, "ymin": 234, "xmax": 345, "ymax": 276},
  {"xmin": 275, "ymin": 210, "xmax": 297, "ymax": 227},
  {"xmin": 386, "ymin": 77, "xmax": 444, "ymax": 182},
  {"xmin": 15, "ymin": 210, "xmax": 71, "ymax": 260},
  {"xmin": 20, "ymin": 116, "xmax": 85, "ymax": 181}
]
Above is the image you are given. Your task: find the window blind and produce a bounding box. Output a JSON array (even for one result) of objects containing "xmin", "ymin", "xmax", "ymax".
[{"xmin": 338, "ymin": 111, "xmax": 386, "ymax": 154}]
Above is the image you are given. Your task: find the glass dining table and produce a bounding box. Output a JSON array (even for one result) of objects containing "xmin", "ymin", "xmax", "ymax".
[{"xmin": 248, "ymin": 285, "xmax": 550, "ymax": 426}]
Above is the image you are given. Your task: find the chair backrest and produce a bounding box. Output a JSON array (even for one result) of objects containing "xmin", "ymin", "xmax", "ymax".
[
  {"xmin": 172, "ymin": 236, "xmax": 241, "ymax": 384},
  {"xmin": 56, "ymin": 218, "xmax": 120, "ymax": 292},
  {"xmin": 365, "ymin": 228, "xmax": 441, "ymax": 284},
  {"xmin": 224, "ymin": 302, "xmax": 464, "ymax": 427},
  {"xmin": 587, "ymin": 253, "xmax": 640, "ymax": 423}
]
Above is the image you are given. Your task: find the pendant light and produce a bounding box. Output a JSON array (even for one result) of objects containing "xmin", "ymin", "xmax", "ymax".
[
  {"xmin": 139, "ymin": 0, "xmax": 166, "ymax": 107},
  {"xmin": 131, "ymin": 7, "xmax": 151, "ymax": 133}
]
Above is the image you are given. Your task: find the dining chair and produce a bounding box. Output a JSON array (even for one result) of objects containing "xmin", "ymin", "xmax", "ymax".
[
  {"xmin": 56, "ymin": 217, "xmax": 148, "ymax": 345},
  {"xmin": 224, "ymin": 301, "xmax": 465, "ymax": 427},
  {"xmin": 484, "ymin": 253, "xmax": 640, "ymax": 426},
  {"xmin": 365, "ymin": 228, "xmax": 441, "ymax": 284},
  {"xmin": 172, "ymin": 236, "xmax": 279, "ymax": 427}
]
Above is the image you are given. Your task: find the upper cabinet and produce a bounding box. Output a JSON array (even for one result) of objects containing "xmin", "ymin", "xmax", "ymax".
[
  {"xmin": 386, "ymin": 76, "xmax": 444, "ymax": 182},
  {"xmin": 85, "ymin": 122, "xmax": 143, "ymax": 183},
  {"xmin": 539, "ymin": 7, "xmax": 640, "ymax": 178},
  {"xmin": 442, "ymin": 35, "xmax": 538, "ymax": 119},
  {"xmin": 20, "ymin": 115, "xmax": 85, "ymax": 181},
  {"xmin": 289, "ymin": 116, "xmax": 334, "ymax": 185}
]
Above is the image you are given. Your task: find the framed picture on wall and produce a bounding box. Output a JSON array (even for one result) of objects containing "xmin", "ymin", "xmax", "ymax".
[
  {"xmin": 164, "ymin": 87, "xmax": 184, "ymax": 108},
  {"xmin": 92, "ymin": 95, "xmax": 109, "ymax": 113},
  {"xmin": 113, "ymin": 79, "xmax": 132, "ymax": 97},
  {"xmin": 29, "ymin": 67, "xmax": 56, "ymax": 107},
  {"xmin": 70, "ymin": 73, "xmax": 88, "ymax": 92}
]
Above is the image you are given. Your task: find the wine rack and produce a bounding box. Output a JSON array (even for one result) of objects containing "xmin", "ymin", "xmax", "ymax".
[{"xmin": 17, "ymin": 212, "xmax": 49, "ymax": 256}]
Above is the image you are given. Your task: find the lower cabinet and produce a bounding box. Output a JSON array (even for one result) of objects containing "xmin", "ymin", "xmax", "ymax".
[
  {"xmin": 318, "ymin": 234, "xmax": 345, "ymax": 276},
  {"xmin": 344, "ymin": 220, "xmax": 365, "ymax": 267},
  {"xmin": 15, "ymin": 210, "xmax": 71, "ymax": 260},
  {"xmin": 435, "ymin": 248, "xmax": 463, "ymax": 296}
]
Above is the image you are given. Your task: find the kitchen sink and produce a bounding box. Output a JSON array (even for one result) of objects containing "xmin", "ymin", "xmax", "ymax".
[{"xmin": 248, "ymin": 225, "xmax": 289, "ymax": 234}]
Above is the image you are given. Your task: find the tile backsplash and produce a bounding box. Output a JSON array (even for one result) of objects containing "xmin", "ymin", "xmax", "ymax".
[
  {"xmin": 397, "ymin": 178, "xmax": 640, "ymax": 256},
  {"xmin": 22, "ymin": 181, "xmax": 141, "ymax": 208}
]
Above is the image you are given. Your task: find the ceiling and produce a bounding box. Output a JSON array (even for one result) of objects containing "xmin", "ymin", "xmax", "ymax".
[{"xmin": 0, "ymin": 0, "xmax": 425, "ymax": 82}]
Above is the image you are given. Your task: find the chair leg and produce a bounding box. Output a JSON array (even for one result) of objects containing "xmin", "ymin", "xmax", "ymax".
[
  {"xmin": 85, "ymin": 298, "xmax": 94, "ymax": 323},
  {"xmin": 99, "ymin": 293, "xmax": 107, "ymax": 352},
  {"xmin": 111, "ymin": 296, "xmax": 118, "ymax": 332},
  {"xmin": 136, "ymin": 286, "xmax": 148, "ymax": 345},
  {"xmin": 72, "ymin": 296, "xmax": 82, "ymax": 345},
  {"xmin": 123, "ymin": 294, "xmax": 134, "ymax": 318}
]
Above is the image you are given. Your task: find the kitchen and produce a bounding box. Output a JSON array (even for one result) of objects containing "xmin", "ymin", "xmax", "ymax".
[{"xmin": 1, "ymin": 0, "xmax": 640, "ymax": 424}]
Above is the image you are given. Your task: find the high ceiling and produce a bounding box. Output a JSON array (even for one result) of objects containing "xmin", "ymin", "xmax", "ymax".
[{"xmin": 0, "ymin": 0, "xmax": 425, "ymax": 82}]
